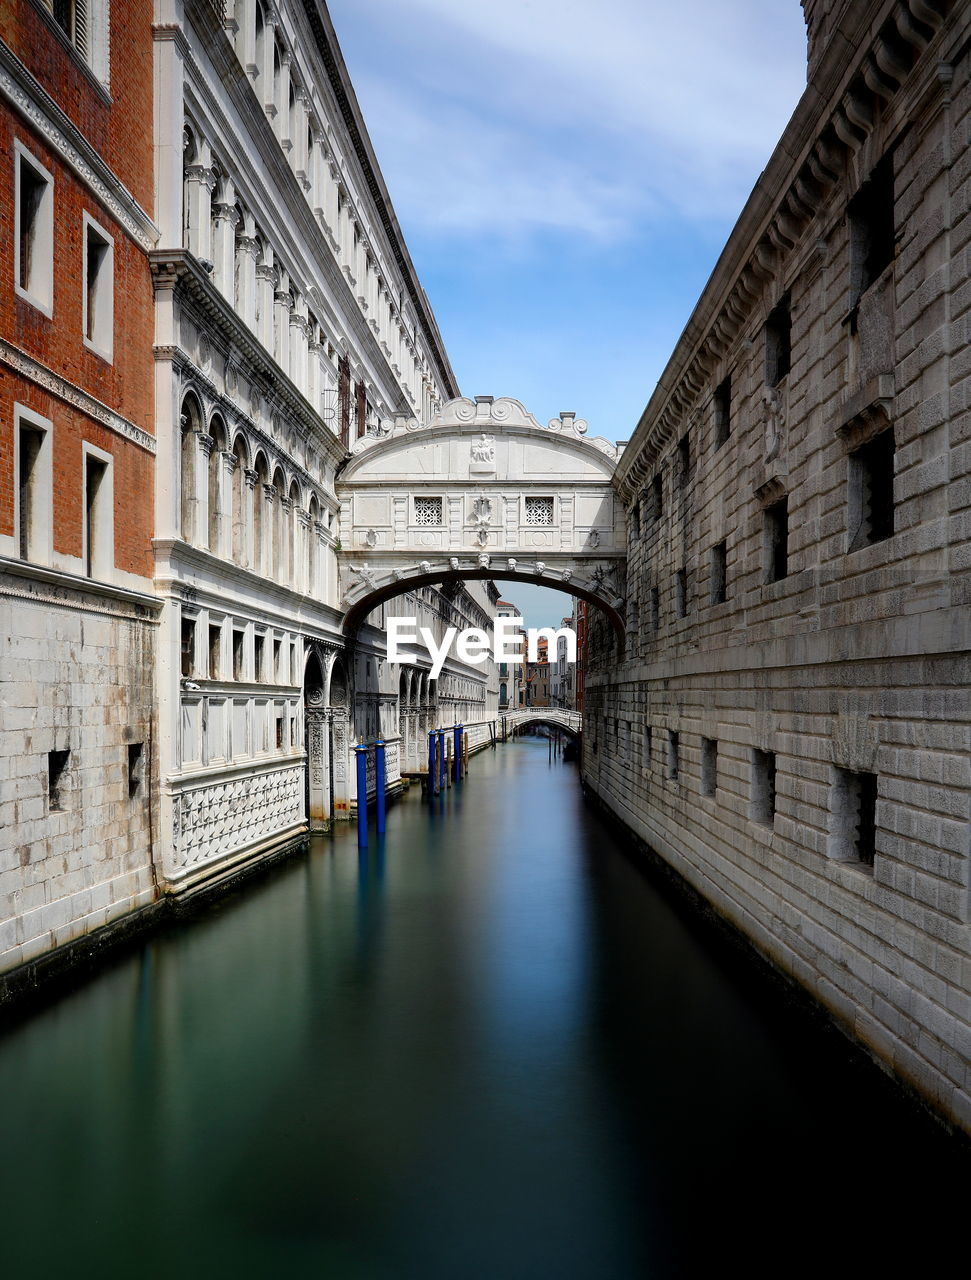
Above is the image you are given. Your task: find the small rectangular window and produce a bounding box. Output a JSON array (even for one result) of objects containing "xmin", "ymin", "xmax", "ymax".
[
  {"xmin": 710, "ymin": 540, "xmax": 727, "ymax": 605},
  {"xmin": 83, "ymin": 216, "xmax": 114, "ymax": 361},
  {"xmin": 273, "ymin": 637, "xmax": 282, "ymax": 681},
  {"xmin": 83, "ymin": 452, "xmax": 110, "ymax": 578},
  {"xmin": 765, "ymin": 294, "xmax": 791, "ymax": 387},
  {"xmin": 254, "ymin": 633, "xmax": 265, "ymax": 681},
  {"xmin": 849, "ymin": 429, "xmax": 895, "ymax": 550},
  {"xmin": 764, "ymin": 497, "xmax": 789, "ymax": 583},
  {"xmin": 651, "ymin": 474, "xmax": 663, "ymax": 522},
  {"xmin": 849, "ymin": 154, "xmax": 894, "ymax": 304},
  {"xmin": 525, "ymin": 496, "xmax": 555, "ymax": 526},
  {"xmin": 18, "ymin": 423, "xmax": 45, "ymax": 562},
  {"xmin": 676, "ymin": 567, "xmax": 687, "ymax": 618},
  {"xmin": 701, "ymin": 737, "xmax": 717, "ymax": 797},
  {"xmin": 232, "ymin": 629, "xmax": 244, "ymax": 680},
  {"xmin": 644, "ymin": 725, "xmax": 652, "ymax": 767},
  {"xmin": 752, "ymin": 748, "xmax": 777, "ymax": 826},
  {"xmin": 668, "ymin": 730, "xmax": 679, "ymax": 780},
  {"xmin": 15, "ymin": 146, "xmax": 54, "ymax": 315},
  {"xmin": 275, "ymin": 709, "xmax": 285, "ymax": 749},
  {"xmin": 208, "ymin": 624, "xmax": 222, "ymax": 679},
  {"xmin": 651, "ymin": 585, "xmax": 660, "ymax": 629},
  {"xmin": 831, "ymin": 768, "xmax": 878, "ymax": 866},
  {"xmin": 414, "ymin": 496, "xmax": 443, "ymax": 526},
  {"xmin": 127, "ymin": 742, "xmax": 144, "ymax": 798},
  {"xmin": 714, "ymin": 375, "xmax": 731, "ymax": 447},
  {"xmin": 677, "ymin": 433, "xmax": 691, "ymax": 487},
  {"xmin": 629, "ymin": 500, "xmax": 641, "ymax": 541},
  {"xmin": 48, "ymin": 749, "xmax": 69, "ymax": 811},
  {"xmin": 181, "ymin": 618, "xmax": 196, "ymax": 677}
]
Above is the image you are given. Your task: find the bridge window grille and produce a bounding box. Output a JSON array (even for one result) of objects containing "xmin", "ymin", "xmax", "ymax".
[
  {"xmin": 525, "ymin": 496, "xmax": 554, "ymax": 526},
  {"xmin": 414, "ymin": 496, "xmax": 443, "ymax": 526}
]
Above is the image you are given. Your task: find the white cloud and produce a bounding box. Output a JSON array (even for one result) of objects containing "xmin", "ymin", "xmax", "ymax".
[{"xmin": 331, "ymin": 0, "xmax": 807, "ymax": 241}]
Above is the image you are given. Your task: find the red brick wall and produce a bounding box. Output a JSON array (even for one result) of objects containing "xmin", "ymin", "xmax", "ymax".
[
  {"xmin": 0, "ymin": 0, "xmax": 155, "ymax": 213},
  {"xmin": 0, "ymin": 3, "xmax": 155, "ymax": 578}
]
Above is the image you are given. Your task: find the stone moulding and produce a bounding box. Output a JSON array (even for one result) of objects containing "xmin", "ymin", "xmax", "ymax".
[
  {"xmin": 0, "ymin": 40, "xmax": 158, "ymax": 253},
  {"xmin": 0, "ymin": 338, "xmax": 157, "ymax": 454},
  {"xmin": 615, "ymin": 0, "xmax": 954, "ymax": 502}
]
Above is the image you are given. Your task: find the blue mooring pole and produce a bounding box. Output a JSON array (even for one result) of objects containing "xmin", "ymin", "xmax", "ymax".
[
  {"xmin": 438, "ymin": 728, "xmax": 446, "ymax": 793},
  {"xmin": 427, "ymin": 729, "xmax": 437, "ymax": 797},
  {"xmin": 355, "ymin": 744, "xmax": 368, "ymax": 846},
  {"xmin": 375, "ymin": 738, "xmax": 386, "ymax": 834},
  {"xmin": 453, "ymin": 723, "xmax": 463, "ymax": 783}
]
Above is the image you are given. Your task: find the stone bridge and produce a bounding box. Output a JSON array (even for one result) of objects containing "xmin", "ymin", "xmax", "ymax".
[
  {"xmin": 503, "ymin": 709, "xmax": 582, "ymax": 739},
  {"xmin": 335, "ymin": 397, "xmax": 627, "ymax": 638}
]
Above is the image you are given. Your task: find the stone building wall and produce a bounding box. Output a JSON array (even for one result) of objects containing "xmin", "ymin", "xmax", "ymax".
[
  {"xmin": 0, "ymin": 1, "xmax": 160, "ymax": 980},
  {"xmin": 585, "ymin": 0, "xmax": 971, "ymax": 1132}
]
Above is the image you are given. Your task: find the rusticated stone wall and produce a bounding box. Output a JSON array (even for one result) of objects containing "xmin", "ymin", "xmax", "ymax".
[{"xmin": 585, "ymin": 0, "xmax": 971, "ymax": 1133}]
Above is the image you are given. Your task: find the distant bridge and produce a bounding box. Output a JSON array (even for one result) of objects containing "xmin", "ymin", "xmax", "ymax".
[{"xmin": 501, "ymin": 709, "xmax": 582, "ymax": 739}]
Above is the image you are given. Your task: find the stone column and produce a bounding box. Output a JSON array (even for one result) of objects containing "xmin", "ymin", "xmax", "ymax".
[
  {"xmin": 218, "ymin": 449, "xmax": 237, "ymax": 560},
  {"xmin": 211, "ymin": 201, "xmax": 240, "ymax": 302},
  {"xmin": 279, "ymin": 492, "xmax": 293, "ymax": 585},
  {"xmin": 243, "ymin": 466, "xmax": 258, "ymax": 569},
  {"xmin": 296, "ymin": 509, "xmax": 312, "ymax": 595},
  {"xmin": 263, "ymin": 482, "xmax": 278, "ymax": 579},
  {"xmin": 184, "ymin": 161, "xmax": 214, "ymax": 261},
  {"xmin": 306, "ymin": 707, "xmax": 330, "ymax": 829},
  {"xmin": 256, "ymin": 262, "xmax": 276, "ymax": 351},
  {"xmin": 274, "ymin": 287, "xmax": 293, "ymax": 372},
  {"xmin": 235, "ymin": 233, "xmax": 260, "ymax": 331},
  {"xmin": 289, "ymin": 309, "xmax": 309, "ymax": 393}
]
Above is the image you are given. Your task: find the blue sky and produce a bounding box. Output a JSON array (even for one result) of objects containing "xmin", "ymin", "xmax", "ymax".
[{"xmin": 328, "ymin": 0, "xmax": 808, "ymax": 626}]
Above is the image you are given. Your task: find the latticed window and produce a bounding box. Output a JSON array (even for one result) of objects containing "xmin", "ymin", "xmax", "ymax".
[
  {"xmin": 414, "ymin": 496, "xmax": 443, "ymax": 526},
  {"xmin": 525, "ymin": 496, "xmax": 554, "ymax": 526}
]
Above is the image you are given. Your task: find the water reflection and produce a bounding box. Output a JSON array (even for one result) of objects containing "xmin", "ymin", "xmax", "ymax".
[{"xmin": 0, "ymin": 740, "xmax": 966, "ymax": 1279}]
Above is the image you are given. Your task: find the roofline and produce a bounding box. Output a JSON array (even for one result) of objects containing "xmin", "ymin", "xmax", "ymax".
[{"xmin": 303, "ymin": 1, "xmax": 460, "ymax": 400}]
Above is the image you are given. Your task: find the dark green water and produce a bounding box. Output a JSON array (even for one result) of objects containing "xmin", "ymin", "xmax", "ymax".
[{"xmin": 1, "ymin": 740, "xmax": 967, "ymax": 1279}]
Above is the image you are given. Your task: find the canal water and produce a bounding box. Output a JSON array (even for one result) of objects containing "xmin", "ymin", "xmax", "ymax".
[{"xmin": 1, "ymin": 740, "xmax": 967, "ymax": 1279}]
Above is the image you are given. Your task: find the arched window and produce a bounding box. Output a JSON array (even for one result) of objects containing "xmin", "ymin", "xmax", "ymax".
[
  {"xmin": 232, "ymin": 434, "xmax": 248, "ymax": 566},
  {"xmin": 180, "ymin": 392, "xmax": 203, "ymax": 542},
  {"xmin": 307, "ymin": 495, "xmax": 320, "ymax": 595},
  {"xmin": 208, "ymin": 414, "xmax": 227, "ymax": 554},
  {"xmin": 272, "ymin": 466, "xmax": 287, "ymax": 580},
  {"xmin": 252, "ymin": 452, "xmax": 269, "ymax": 573},
  {"xmin": 288, "ymin": 479, "xmax": 301, "ymax": 589}
]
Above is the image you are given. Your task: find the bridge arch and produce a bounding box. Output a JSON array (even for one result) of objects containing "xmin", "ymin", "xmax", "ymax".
[{"xmin": 335, "ymin": 396, "xmax": 628, "ymax": 643}]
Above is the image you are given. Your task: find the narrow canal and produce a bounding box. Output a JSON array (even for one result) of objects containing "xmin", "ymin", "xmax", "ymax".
[{"xmin": 1, "ymin": 740, "xmax": 967, "ymax": 1279}]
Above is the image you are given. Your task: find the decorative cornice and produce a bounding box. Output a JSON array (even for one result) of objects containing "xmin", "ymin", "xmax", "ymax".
[
  {"xmin": 0, "ymin": 38, "xmax": 158, "ymax": 253},
  {"xmin": 0, "ymin": 557, "xmax": 160, "ymax": 621},
  {"xmin": 0, "ymin": 337, "xmax": 156, "ymax": 453},
  {"xmin": 615, "ymin": 0, "xmax": 957, "ymax": 501}
]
